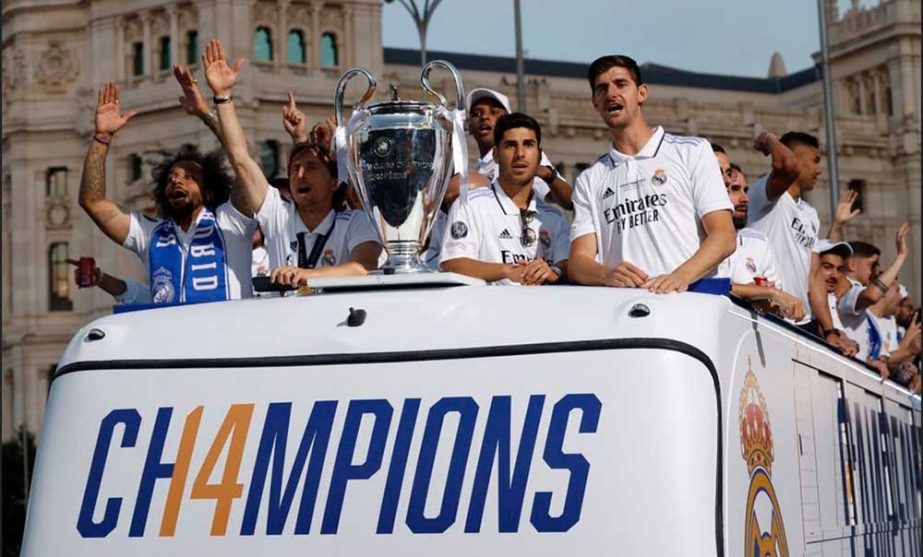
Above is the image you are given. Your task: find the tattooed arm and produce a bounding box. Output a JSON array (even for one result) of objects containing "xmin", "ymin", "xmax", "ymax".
[{"xmin": 78, "ymin": 81, "xmax": 136, "ymax": 244}]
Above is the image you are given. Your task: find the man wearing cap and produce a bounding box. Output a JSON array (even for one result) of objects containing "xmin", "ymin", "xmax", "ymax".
[
  {"xmin": 424, "ymin": 87, "xmax": 574, "ymax": 269},
  {"xmin": 569, "ymin": 54, "xmax": 736, "ymax": 293},
  {"xmin": 816, "ymin": 240, "xmax": 856, "ymax": 338},
  {"xmin": 440, "ymin": 113, "xmax": 569, "ymax": 285},
  {"xmin": 712, "ymin": 145, "xmax": 803, "ymax": 320}
]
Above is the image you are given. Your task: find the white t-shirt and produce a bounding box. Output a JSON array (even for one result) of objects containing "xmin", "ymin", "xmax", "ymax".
[
  {"xmin": 256, "ymin": 186, "xmax": 379, "ymax": 272},
  {"xmin": 123, "ymin": 202, "xmax": 256, "ymax": 300},
  {"xmin": 746, "ymin": 175, "xmax": 820, "ymax": 316},
  {"xmin": 838, "ymin": 278, "xmax": 873, "ymax": 360},
  {"xmin": 570, "ymin": 126, "xmax": 732, "ymax": 277},
  {"xmin": 440, "ymin": 181, "xmax": 570, "ymax": 285},
  {"xmin": 718, "ymin": 227, "xmax": 783, "ymax": 288}
]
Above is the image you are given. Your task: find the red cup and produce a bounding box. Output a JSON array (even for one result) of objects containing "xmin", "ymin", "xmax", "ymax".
[
  {"xmin": 77, "ymin": 257, "xmax": 97, "ymax": 288},
  {"xmin": 754, "ymin": 276, "xmax": 769, "ymax": 287}
]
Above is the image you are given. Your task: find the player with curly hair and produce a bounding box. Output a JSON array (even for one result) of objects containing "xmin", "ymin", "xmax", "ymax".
[{"xmin": 78, "ymin": 81, "xmax": 257, "ymax": 304}]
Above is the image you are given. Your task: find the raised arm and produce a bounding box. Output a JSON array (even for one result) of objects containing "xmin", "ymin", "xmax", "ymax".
[
  {"xmin": 173, "ymin": 64, "xmax": 226, "ymax": 148},
  {"xmin": 201, "ymin": 38, "xmax": 266, "ymax": 216},
  {"xmin": 753, "ymin": 132, "xmax": 801, "ymax": 203},
  {"xmin": 828, "ymin": 189, "xmax": 862, "ymax": 242},
  {"xmin": 78, "ymin": 82, "xmax": 137, "ymax": 245},
  {"xmin": 854, "ymin": 222, "xmax": 910, "ymax": 311}
]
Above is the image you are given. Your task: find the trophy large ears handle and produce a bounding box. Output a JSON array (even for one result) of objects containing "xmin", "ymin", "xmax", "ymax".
[
  {"xmin": 334, "ymin": 67, "xmax": 376, "ymax": 128},
  {"xmin": 421, "ymin": 60, "xmax": 465, "ymax": 111}
]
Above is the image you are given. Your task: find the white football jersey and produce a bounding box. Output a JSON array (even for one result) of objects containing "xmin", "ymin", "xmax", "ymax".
[
  {"xmin": 440, "ymin": 181, "xmax": 570, "ymax": 285},
  {"xmin": 570, "ymin": 126, "xmax": 732, "ymax": 277},
  {"xmin": 718, "ymin": 227, "xmax": 783, "ymax": 289},
  {"xmin": 256, "ymin": 186, "xmax": 379, "ymax": 273},
  {"xmin": 747, "ymin": 175, "xmax": 820, "ymax": 316},
  {"xmin": 837, "ymin": 278, "xmax": 873, "ymax": 360}
]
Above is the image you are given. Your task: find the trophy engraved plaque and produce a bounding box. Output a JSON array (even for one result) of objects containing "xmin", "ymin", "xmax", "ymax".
[{"xmin": 335, "ymin": 60, "xmax": 465, "ymax": 273}]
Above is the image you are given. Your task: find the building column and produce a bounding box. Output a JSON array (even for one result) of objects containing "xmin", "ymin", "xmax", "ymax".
[
  {"xmin": 115, "ymin": 19, "xmax": 125, "ymax": 81},
  {"xmin": 142, "ymin": 11, "xmax": 153, "ymax": 79},
  {"xmin": 169, "ymin": 7, "xmax": 179, "ymax": 70},
  {"xmin": 311, "ymin": 2, "xmax": 322, "ymax": 70},
  {"xmin": 276, "ymin": 1, "xmax": 289, "ymax": 70},
  {"xmin": 344, "ymin": 5, "xmax": 353, "ymax": 67},
  {"xmin": 857, "ymin": 74, "xmax": 867, "ymax": 116}
]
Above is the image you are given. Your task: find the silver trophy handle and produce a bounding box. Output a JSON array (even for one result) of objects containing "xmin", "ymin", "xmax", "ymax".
[
  {"xmin": 421, "ymin": 60, "xmax": 465, "ymax": 110},
  {"xmin": 334, "ymin": 67, "xmax": 377, "ymax": 127}
]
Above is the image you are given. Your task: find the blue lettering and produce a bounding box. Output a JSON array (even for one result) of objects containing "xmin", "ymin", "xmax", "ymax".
[
  {"xmin": 241, "ymin": 400, "xmax": 337, "ymax": 535},
  {"xmin": 77, "ymin": 409, "xmax": 141, "ymax": 538},
  {"xmin": 465, "ymin": 395, "xmax": 544, "ymax": 533},
  {"xmin": 406, "ymin": 397, "xmax": 479, "ymax": 534},
  {"xmin": 530, "ymin": 394, "xmax": 601, "ymax": 533},
  {"xmin": 376, "ymin": 398, "xmax": 421, "ymax": 534},
  {"xmin": 321, "ymin": 399, "xmax": 393, "ymax": 534},
  {"xmin": 129, "ymin": 407, "xmax": 174, "ymax": 537}
]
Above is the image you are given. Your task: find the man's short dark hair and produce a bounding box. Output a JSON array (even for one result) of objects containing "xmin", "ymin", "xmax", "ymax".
[
  {"xmin": 729, "ymin": 162, "xmax": 745, "ymax": 178},
  {"xmin": 151, "ymin": 144, "xmax": 232, "ymax": 218},
  {"xmin": 849, "ymin": 241, "xmax": 880, "ymax": 259},
  {"xmin": 780, "ymin": 131, "xmax": 819, "ymax": 150},
  {"xmin": 587, "ymin": 55, "xmax": 643, "ymax": 92},
  {"xmin": 493, "ymin": 112, "xmax": 542, "ymax": 148},
  {"xmin": 711, "ymin": 142, "xmax": 726, "ymax": 154}
]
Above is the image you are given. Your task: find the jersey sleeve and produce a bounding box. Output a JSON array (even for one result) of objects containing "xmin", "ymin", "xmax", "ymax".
[
  {"xmin": 569, "ymin": 169, "xmax": 597, "ymax": 242},
  {"xmin": 746, "ymin": 175, "xmax": 772, "ymax": 224},
  {"xmin": 760, "ymin": 240, "xmax": 784, "ymax": 291},
  {"xmin": 439, "ymin": 199, "xmax": 480, "ymax": 264},
  {"xmin": 216, "ymin": 201, "xmax": 256, "ymax": 240},
  {"xmin": 254, "ymin": 186, "xmax": 289, "ymax": 240},
  {"xmin": 837, "ymin": 281, "xmax": 864, "ymax": 316},
  {"xmin": 345, "ymin": 211, "xmax": 381, "ymax": 254},
  {"xmin": 690, "ymin": 141, "xmax": 733, "ymax": 218},
  {"xmin": 122, "ymin": 212, "xmax": 156, "ymax": 262}
]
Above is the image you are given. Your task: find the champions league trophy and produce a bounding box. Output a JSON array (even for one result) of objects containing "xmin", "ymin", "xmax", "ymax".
[{"xmin": 334, "ymin": 60, "xmax": 466, "ymax": 274}]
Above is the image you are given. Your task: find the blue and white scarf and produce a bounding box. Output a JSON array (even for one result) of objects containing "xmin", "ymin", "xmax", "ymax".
[
  {"xmin": 866, "ymin": 314, "xmax": 883, "ymax": 360},
  {"xmin": 148, "ymin": 209, "xmax": 229, "ymax": 304}
]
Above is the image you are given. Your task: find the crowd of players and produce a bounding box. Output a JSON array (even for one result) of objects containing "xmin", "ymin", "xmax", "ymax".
[{"xmin": 73, "ymin": 39, "xmax": 921, "ymax": 392}]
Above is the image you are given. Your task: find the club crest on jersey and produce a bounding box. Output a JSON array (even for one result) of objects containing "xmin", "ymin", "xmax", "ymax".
[
  {"xmin": 746, "ymin": 257, "xmax": 757, "ymax": 274},
  {"xmin": 323, "ymin": 248, "xmax": 336, "ymax": 267},
  {"xmin": 539, "ymin": 228, "xmax": 551, "ymax": 248},
  {"xmin": 450, "ymin": 221, "xmax": 468, "ymax": 239},
  {"xmin": 651, "ymin": 168, "xmax": 667, "ymax": 186},
  {"xmin": 151, "ymin": 267, "xmax": 176, "ymax": 304},
  {"xmin": 372, "ymin": 136, "xmax": 394, "ymax": 158},
  {"xmin": 739, "ymin": 357, "xmax": 788, "ymax": 556}
]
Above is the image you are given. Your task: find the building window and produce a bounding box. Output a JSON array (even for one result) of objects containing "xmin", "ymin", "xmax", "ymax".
[
  {"xmin": 129, "ymin": 154, "xmax": 143, "ymax": 182},
  {"xmin": 186, "ymin": 30, "xmax": 199, "ymax": 64},
  {"xmin": 132, "ymin": 41, "xmax": 144, "ymax": 76},
  {"xmin": 885, "ymin": 87, "xmax": 893, "ymax": 116},
  {"xmin": 320, "ymin": 33, "xmax": 338, "ymax": 67},
  {"xmin": 254, "ymin": 27, "xmax": 273, "ymax": 62},
  {"xmin": 48, "ymin": 243, "xmax": 72, "ymax": 312},
  {"xmin": 159, "ymin": 36, "xmax": 171, "ymax": 71},
  {"xmin": 287, "ymin": 30, "xmax": 306, "ymax": 65},
  {"xmin": 847, "ymin": 179, "xmax": 865, "ymax": 213},
  {"xmin": 260, "ymin": 140, "xmax": 280, "ymax": 178},
  {"xmin": 46, "ymin": 167, "xmax": 68, "ymax": 197}
]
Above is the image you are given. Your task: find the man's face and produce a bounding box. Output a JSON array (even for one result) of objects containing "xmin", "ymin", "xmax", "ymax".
[
  {"xmin": 165, "ymin": 162, "xmax": 206, "ymax": 213},
  {"xmin": 288, "ymin": 148, "xmax": 335, "ymax": 210},
  {"xmin": 791, "ymin": 143, "xmax": 823, "ymax": 190},
  {"xmin": 819, "ymin": 253, "xmax": 844, "ymax": 293},
  {"xmin": 592, "ymin": 66, "xmax": 647, "ymax": 131},
  {"xmin": 494, "ymin": 127, "xmax": 540, "ymax": 186},
  {"xmin": 849, "ymin": 254, "xmax": 880, "ymax": 285},
  {"xmin": 881, "ymin": 283, "xmax": 901, "ymax": 315},
  {"xmin": 714, "ymin": 152, "xmax": 732, "ymax": 187},
  {"xmin": 896, "ymin": 298, "xmax": 915, "ymax": 327},
  {"xmin": 726, "ymin": 168, "xmax": 749, "ymax": 229},
  {"xmin": 468, "ymin": 98, "xmax": 508, "ymax": 150}
]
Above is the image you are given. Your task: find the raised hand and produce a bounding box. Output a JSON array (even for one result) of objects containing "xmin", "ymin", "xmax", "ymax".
[
  {"xmin": 282, "ymin": 92, "xmax": 308, "ymax": 142},
  {"xmin": 311, "ymin": 116, "xmax": 337, "ymax": 154},
  {"xmin": 753, "ymin": 131, "xmax": 778, "ymax": 156},
  {"xmin": 95, "ymin": 81, "xmax": 137, "ymax": 138},
  {"xmin": 834, "ymin": 189, "xmax": 862, "ymax": 226},
  {"xmin": 173, "ymin": 64, "xmax": 210, "ymax": 119},
  {"xmin": 895, "ymin": 221, "xmax": 910, "ymax": 258},
  {"xmin": 201, "ymin": 38, "xmax": 245, "ymax": 98}
]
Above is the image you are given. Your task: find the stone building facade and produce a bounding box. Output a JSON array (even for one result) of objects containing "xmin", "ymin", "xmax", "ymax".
[{"xmin": 2, "ymin": 0, "xmax": 920, "ymax": 440}]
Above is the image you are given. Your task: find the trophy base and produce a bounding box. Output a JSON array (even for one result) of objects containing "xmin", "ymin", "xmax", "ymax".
[{"xmin": 376, "ymin": 241, "xmax": 432, "ymax": 274}]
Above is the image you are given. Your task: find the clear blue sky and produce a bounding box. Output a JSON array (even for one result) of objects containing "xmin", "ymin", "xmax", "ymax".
[{"xmin": 382, "ymin": 0, "xmax": 875, "ymax": 78}]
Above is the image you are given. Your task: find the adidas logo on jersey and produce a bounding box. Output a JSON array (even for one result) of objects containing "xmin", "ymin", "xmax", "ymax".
[
  {"xmin": 499, "ymin": 229, "xmax": 514, "ymax": 240},
  {"xmin": 602, "ymin": 187, "xmax": 616, "ymax": 199}
]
